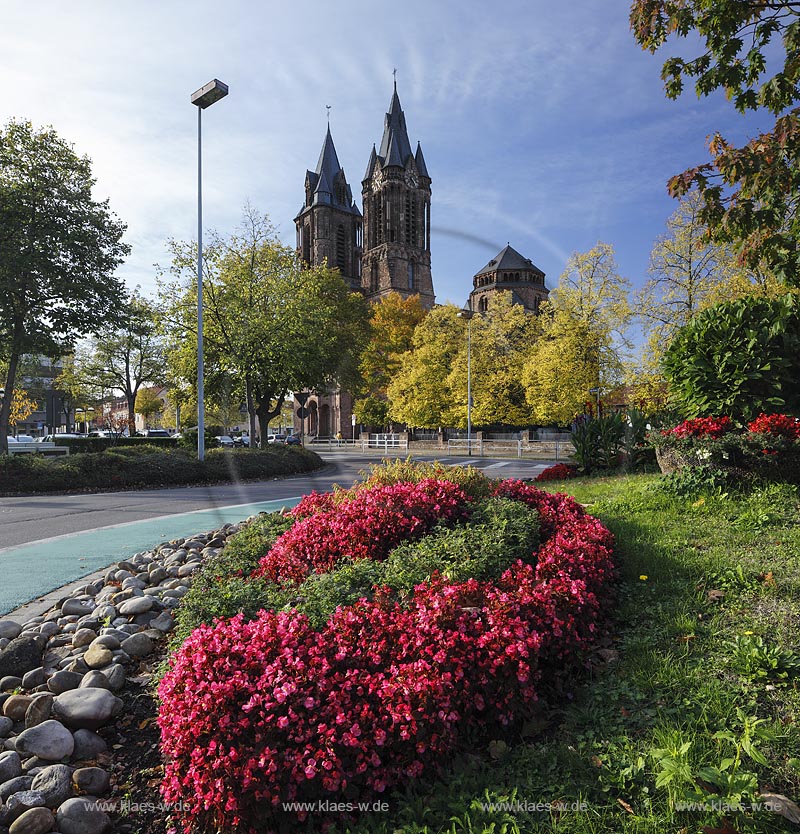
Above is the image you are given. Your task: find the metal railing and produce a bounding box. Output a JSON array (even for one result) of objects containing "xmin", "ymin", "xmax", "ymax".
[
  {"xmin": 306, "ymin": 434, "xmax": 409, "ymax": 452},
  {"xmin": 446, "ymin": 438, "xmax": 571, "ymax": 460}
]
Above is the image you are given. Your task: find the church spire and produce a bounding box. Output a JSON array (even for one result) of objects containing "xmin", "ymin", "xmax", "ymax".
[{"xmin": 378, "ymin": 84, "xmax": 413, "ymax": 167}]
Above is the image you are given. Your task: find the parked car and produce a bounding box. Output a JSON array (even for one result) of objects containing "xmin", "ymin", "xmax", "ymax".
[
  {"xmin": 233, "ymin": 434, "xmax": 250, "ymax": 447},
  {"xmin": 37, "ymin": 434, "xmax": 84, "ymax": 442},
  {"xmin": 87, "ymin": 430, "xmax": 114, "ymax": 439},
  {"xmin": 13, "ymin": 435, "xmax": 35, "ymax": 443},
  {"xmin": 268, "ymin": 434, "xmax": 287, "ymax": 444},
  {"xmin": 215, "ymin": 435, "xmax": 235, "ymax": 448},
  {"xmin": 142, "ymin": 429, "xmax": 171, "ymax": 438},
  {"xmin": 285, "ymin": 434, "xmax": 301, "ymax": 446}
]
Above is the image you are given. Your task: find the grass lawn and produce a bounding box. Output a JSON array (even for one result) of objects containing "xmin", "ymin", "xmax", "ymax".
[{"xmin": 341, "ymin": 473, "xmax": 800, "ymax": 834}]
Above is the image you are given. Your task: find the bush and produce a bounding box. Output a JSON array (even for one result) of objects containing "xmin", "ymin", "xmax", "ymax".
[
  {"xmin": 356, "ymin": 457, "xmax": 493, "ymax": 501},
  {"xmin": 252, "ymin": 479, "xmax": 473, "ymax": 584},
  {"xmin": 663, "ymin": 293, "xmax": 800, "ymax": 420},
  {"xmin": 535, "ymin": 462, "xmax": 579, "ymax": 482},
  {"xmin": 158, "ymin": 476, "xmax": 615, "ymax": 833},
  {"xmin": 48, "ymin": 436, "xmax": 178, "ymax": 454},
  {"xmin": 0, "ymin": 446, "xmax": 323, "ymax": 494}
]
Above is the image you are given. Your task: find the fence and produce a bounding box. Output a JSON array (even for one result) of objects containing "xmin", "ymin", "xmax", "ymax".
[
  {"xmin": 307, "ymin": 434, "xmax": 409, "ymax": 452},
  {"xmin": 446, "ymin": 438, "xmax": 572, "ymax": 460}
]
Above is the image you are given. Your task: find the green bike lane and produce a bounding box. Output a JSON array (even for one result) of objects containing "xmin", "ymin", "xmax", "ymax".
[
  {"xmin": 0, "ymin": 497, "xmax": 302, "ymax": 615},
  {"xmin": 0, "ymin": 453, "xmax": 551, "ymax": 616}
]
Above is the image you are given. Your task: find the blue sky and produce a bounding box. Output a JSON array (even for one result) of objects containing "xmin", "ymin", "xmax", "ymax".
[{"xmin": 1, "ymin": 0, "xmax": 769, "ymax": 308}]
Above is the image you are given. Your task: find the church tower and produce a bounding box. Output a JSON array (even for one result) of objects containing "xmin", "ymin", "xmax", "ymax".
[
  {"xmin": 362, "ymin": 83, "xmax": 434, "ymax": 308},
  {"xmin": 294, "ymin": 126, "xmax": 363, "ymax": 290}
]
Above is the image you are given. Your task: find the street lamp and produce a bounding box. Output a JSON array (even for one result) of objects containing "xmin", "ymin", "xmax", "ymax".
[
  {"xmin": 457, "ymin": 307, "xmax": 474, "ymax": 455},
  {"xmin": 191, "ymin": 78, "xmax": 229, "ymax": 462}
]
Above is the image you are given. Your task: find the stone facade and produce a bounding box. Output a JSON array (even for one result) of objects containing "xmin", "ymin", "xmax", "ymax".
[
  {"xmin": 468, "ymin": 244, "xmax": 549, "ymax": 314},
  {"xmin": 294, "ymin": 84, "xmax": 434, "ymax": 438}
]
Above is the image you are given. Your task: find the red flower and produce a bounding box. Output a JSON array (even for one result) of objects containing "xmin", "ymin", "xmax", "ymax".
[
  {"xmin": 747, "ymin": 413, "xmax": 800, "ymax": 440},
  {"xmin": 661, "ymin": 416, "xmax": 732, "ymax": 439},
  {"xmin": 158, "ymin": 478, "xmax": 615, "ymax": 834}
]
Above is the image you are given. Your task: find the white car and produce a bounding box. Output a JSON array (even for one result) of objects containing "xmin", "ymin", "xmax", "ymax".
[
  {"xmin": 215, "ymin": 435, "xmax": 235, "ymax": 448},
  {"xmin": 14, "ymin": 435, "xmax": 35, "ymax": 443}
]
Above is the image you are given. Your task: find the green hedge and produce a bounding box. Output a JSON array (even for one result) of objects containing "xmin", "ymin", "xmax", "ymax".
[
  {"xmin": 49, "ymin": 436, "xmax": 179, "ymax": 454},
  {"xmin": 0, "ymin": 445, "xmax": 322, "ymax": 495}
]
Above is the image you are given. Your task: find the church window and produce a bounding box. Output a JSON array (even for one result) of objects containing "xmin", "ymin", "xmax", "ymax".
[
  {"xmin": 405, "ymin": 191, "xmax": 417, "ymax": 245},
  {"xmin": 408, "ymin": 261, "xmax": 415, "ymax": 290},
  {"xmin": 302, "ymin": 224, "xmax": 311, "ymax": 264},
  {"xmin": 479, "ymin": 296, "xmax": 488, "ymax": 312},
  {"xmin": 336, "ymin": 225, "xmax": 346, "ymax": 271},
  {"xmin": 371, "ymin": 262, "xmax": 379, "ymax": 293}
]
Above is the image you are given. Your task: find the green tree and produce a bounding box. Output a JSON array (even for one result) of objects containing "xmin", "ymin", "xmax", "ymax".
[
  {"xmin": 630, "ymin": 0, "xmax": 800, "ymax": 284},
  {"xmin": 663, "ymin": 293, "xmax": 800, "ymax": 420},
  {"xmin": 0, "ymin": 119, "xmax": 129, "ymax": 453},
  {"xmin": 522, "ymin": 307, "xmax": 603, "ymax": 425},
  {"xmin": 135, "ymin": 387, "xmax": 164, "ymax": 428},
  {"xmin": 78, "ymin": 291, "xmax": 164, "ymax": 435},
  {"xmin": 162, "ymin": 208, "xmax": 370, "ymax": 448},
  {"xmin": 387, "ymin": 305, "xmax": 463, "ymax": 428},
  {"xmin": 354, "ymin": 292, "xmax": 428, "ymax": 429},
  {"xmin": 447, "ymin": 293, "xmax": 540, "ymax": 427},
  {"xmin": 637, "ymin": 191, "xmax": 756, "ymax": 359}
]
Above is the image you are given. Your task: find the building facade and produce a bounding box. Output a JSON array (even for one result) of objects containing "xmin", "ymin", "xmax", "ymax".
[
  {"xmin": 468, "ymin": 244, "xmax": 549, "ymax": 314},
  {"xmin": 294, "ymin": 84, "xmax": 434, "ymax": 438}
]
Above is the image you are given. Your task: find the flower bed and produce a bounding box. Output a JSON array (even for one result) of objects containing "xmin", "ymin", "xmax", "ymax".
[
  {"xmin": 651, "ymin": 413, "xmax": 800, "ymax": 482},
  {"xmin": 158, "ymin": 474, "xmax": 615, "ymax": 834},
  {"xmin": 534, "ymin": 462, "xmax": 579, "ymax": 482}
]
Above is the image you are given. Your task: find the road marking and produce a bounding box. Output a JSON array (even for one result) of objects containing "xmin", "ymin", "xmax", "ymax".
[
  {"xmin": 0, "ymin": 497, "xmax": 302, "ymax": 616},
  {"xmin": 483, "ymin": 462, "xmax": 512, "ymax": 469}
]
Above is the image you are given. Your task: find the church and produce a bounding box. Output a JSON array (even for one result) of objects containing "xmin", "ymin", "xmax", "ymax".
[{"xmin": 294, "ymin": 83, "xmax": 548, "ymax": 438}]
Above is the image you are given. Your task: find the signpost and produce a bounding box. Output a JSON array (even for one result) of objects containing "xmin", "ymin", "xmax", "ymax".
[{"xmin": 295, "ymin": 392, "xmax": 310, "ymax": 447}]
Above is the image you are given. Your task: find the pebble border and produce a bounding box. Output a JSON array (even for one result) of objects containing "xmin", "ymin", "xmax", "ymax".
[{"xmin": 0, "ymin": 516, "xmax": 257, "ymax": 834}]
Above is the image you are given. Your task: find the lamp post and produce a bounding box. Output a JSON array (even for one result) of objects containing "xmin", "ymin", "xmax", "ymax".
[
  {"xmin": 457, "ymin": 307, "xmax": 474, "ymax": 456},
  {"xmin": 191, "ymin": 78, "xmax": 229, "ymax": 461}
]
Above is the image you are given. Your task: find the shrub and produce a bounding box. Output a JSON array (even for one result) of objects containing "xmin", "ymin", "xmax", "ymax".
[
  {"xmin": 159, "ymin": 477, "xmax": 615, "ymax": 833},
  {"xmin": 356, "ymin": 457, "xmax": 493, "ymax": 501},
  {"xmin": 252, "ymin": 479, "xmax": 472, "ymax": 584},
  {"xmin": 663, "ymin": 293, "xmax": 800, "ymax": 420},
  {"xmin": 0, "ymin": 446, "xmax": 322, "ymax": 495},
  {"xmin": 535, "ymin": 463, "xmax": 578, "ymax": 482}
]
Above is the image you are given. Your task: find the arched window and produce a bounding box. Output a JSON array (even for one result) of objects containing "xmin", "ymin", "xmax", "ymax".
[
  {"xmin": 336, "ymin": 225, "xmax": 346, "ymax": 271},
  {"xmin": 371, "ymin": 262, "xmax": 379, "ymax": 293},
  {"xmin": 408, "ymin": 261, "xmax": 415, "ymax": 290},
  {"xmin": 479, "ymin": 295, "xmax": 488, "ymax": 312},
  {"xmin": 302, "ymin": 224, "xmax": 311, "ymax": 264}
]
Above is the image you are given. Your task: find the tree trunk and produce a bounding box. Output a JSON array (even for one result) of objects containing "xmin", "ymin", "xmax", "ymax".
[
  {"xmin": 0, "ymin": 348, "xmax": 21, "ymax": 455},
  {"xmin": 245, "ymin": 381, "xmax": 257, "ymax": 448},
  {"xmin": 254, "ymin": 392, "xmax": 285, "ymax": 449},
  {"xmin": 126, "ymin": 391, "xmax": 136, "ymax": 436}
]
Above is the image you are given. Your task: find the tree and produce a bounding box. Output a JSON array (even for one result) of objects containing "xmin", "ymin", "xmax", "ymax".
[
  {"xmin": 161, "ymin": 208, "xmax": 370, "ymax": 448},
  {"xmin": 522, "ymin": 308, "xmax": 603, "ymax": 425},
  {"xmin": 354, "ymin": 292, "xmax": 428, "ymax": 428},
  {"xmin": 663, "ymin": 293, "xmax": 800, "ymax": 420},
  {"xmin": 447, "ymin": 293, "xmax": 540, "ymax": 427},
  {"xmin": 78, "ymin": 291, "xmax": 164, "ymax": 435},
  {"xmin": 387, "ymin": 305, "xmax": 463, "ymax": 428},
  {"xmin": 0, "ymin": 119, "xmax": 129, "ymax": 452},
  {"xmin": 637, "ymin": 191, "xmax": 755, "ymax": 358},
  {"xmin": 135, "ymin": 387, "xmax": 164, "ymax": 428},
  {"xmin": 8, "ymin": 388, "xmax": 35, "ymax": 428},
  {"xmin": 630, "ymin": 0, "xmax": 800, "ymax": 284}
]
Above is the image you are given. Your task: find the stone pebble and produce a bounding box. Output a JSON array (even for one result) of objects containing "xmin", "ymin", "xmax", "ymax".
[{"xmin": 0, "ymin": 521, "xmax": 242, "ymax": 831}]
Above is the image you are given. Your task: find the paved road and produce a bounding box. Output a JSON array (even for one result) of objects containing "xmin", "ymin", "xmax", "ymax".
[
  {"xmin": 0, "ymin": 453, "xmax": 551, "ymax": 615},
  {"xmin": 0, "ymin": 453, "xmax": 550, "ymax": 549}
]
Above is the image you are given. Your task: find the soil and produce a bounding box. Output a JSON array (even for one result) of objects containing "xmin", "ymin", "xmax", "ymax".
[{"xmin": 104, "ymin": 666, "xmax": 170, "ymax": 834}]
